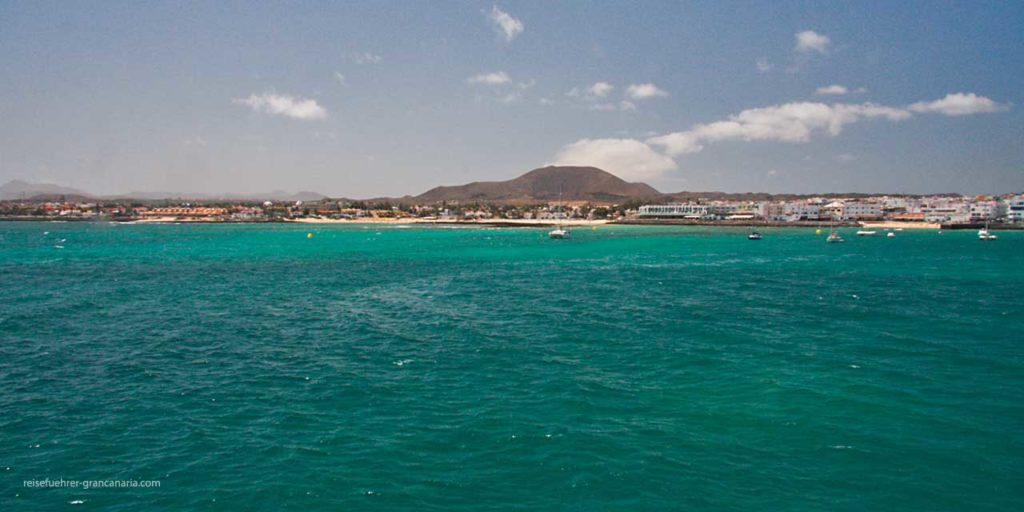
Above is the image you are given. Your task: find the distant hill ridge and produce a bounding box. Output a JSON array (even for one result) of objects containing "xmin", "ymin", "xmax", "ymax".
[
  {"xmin": 0, "ymin": 180, "xmax": 93, "ymax": 200},
  {"xmin": 415, "ymin": 166, "xmax": 661, "ymax": 203},
  {"xmin": 0, "ymin": 180, "xmax": 325, "ymax": 202},
  {"xmin": 2, "ymin": 172, "xmax": 971, "ymax": 204}
]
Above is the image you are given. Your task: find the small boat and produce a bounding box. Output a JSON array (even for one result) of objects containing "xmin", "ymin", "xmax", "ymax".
[
  {"xmin": 887, "ymin": 232, "xmax": 896, "ymax": 238},
  {"xmin": 747, "ymin": 232, "xmax": 762, "ymax": 240},
  {"xmin": 978, "ymin": 225, "xmax": 997, "ymax": 241},
  {"xmin": 549, "ymin": 187, "xmax": 569, "ymax": 239},
  {"xmin": 826, "ymin": 216, "xmax": 843, "ymax": 243},
  {"xmin": 856, "ymin": 230, "xmax": 877, "ymax": 236}
]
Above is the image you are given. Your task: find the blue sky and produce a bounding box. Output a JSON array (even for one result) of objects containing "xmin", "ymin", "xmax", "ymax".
[{"xmin": 1, "ymin": 1, "xmax": 1021, "ymax": 196}]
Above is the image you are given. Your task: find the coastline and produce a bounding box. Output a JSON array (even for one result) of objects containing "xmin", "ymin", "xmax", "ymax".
[
  {"xmin": 284, "ymin": 217, "xmax": 612, "ymax": 227},
  {"xmin": 1, "ymin": 215, "xmax": 1020, "ymax": 230}
]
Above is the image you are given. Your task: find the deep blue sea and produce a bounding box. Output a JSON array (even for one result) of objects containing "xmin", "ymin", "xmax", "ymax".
[{"xmin": 1, "ymin": 222, "xmax": 1022, "ymax": 511}]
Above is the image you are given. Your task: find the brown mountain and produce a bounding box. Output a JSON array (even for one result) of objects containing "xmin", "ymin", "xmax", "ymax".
[{"xmin": 414, "ymin": 166, "xmax": 661, "ymax": 203}]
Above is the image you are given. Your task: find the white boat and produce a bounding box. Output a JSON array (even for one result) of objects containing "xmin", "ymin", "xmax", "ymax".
[
  {"xmin": 549, "ymin": 227, "xmax": 569, "ymax": 239},
  {"xmin": 856, "ymin": 230, "xmax": 877, "ymax": 236},
  {"xmin": 978, "ymin": 221, "xmax": 998, "ymax": 240},
  {"xmin": 747, "ymin": 232, "xmax": 762, "ymax": 240},
  {"xmin": 826, "ymin": 216, "xmax": 843, "ymax": 243},
  {"xmin": 549, "ymin": 187, "xmax": 569, "ymax": 239},
  {"xmin": 887, "ymin": 232, "xmax": 896, "ymax": 238}
]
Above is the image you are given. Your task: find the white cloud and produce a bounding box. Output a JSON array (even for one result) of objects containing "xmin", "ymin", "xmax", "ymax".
[
  {"xmin": 567, "ymin": 82, "xmax": 615, "ymax": 101},
  {"xmin": 551, "ymin": 138, "xmax": 677, "ymax": 181},
  {"xmin": 498, "ymin": 93, "xmax": 521, "ymax": 104},
  {"xmin": 588, "ymin": 100, "xmax": 636, "ymax": 113},
  {"xmin": 589, "ymin": 103, "xmax": 617, "ymax": 112},
  {"xmin": 908, "ymin": 92, "xmax": 1008, "ymax": 116},
  {"xmin": 347, "ymin": 52, "xmax": 382, "ymax": 65},
  {"xmin": 626, "ymin": 83, "xmax": 669, "ymax": 100},
  {"xmin": 334, "ymin": 72, "xmax": 348, "ymax": 87},
  {"xmin": 795, "ymin": 30, "xmax": 830, "ymax": 54},
  {"xmin": 487, "ymin": 6, "xmax": 524, "ymax": 42},
  {"xmin": 233, "ymin": 93, "xmax": 328, "ymax": 120},
  {"xmin": 816, "ymin": 84, "xmax": 848, "ymax": 95},
  {"xmin": 467, "ymin": 71, "xmax": 511, "ymax": 85},
  {"xmin": 590, "ymin": 82, "xmax": 614, "ymax": 98},
  {"xmin": 756, "ymin": 57, "xmax": 773, "ymax": 73},
  {"xmin": 647, "ymin": 101, "xmax": 910, "ymax": 156},
  {"xmin": 517, "ymin": 79, "xmax": 536, "ymax": 90},
  {"xmin": 551, "ymin": 91, "xmax": 1006, "ymax": 181}
]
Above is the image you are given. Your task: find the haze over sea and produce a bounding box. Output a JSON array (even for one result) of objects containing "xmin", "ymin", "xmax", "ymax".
[{"xmin": 1, "ymin": 222, "xmax": 1022, "ymax": 511}]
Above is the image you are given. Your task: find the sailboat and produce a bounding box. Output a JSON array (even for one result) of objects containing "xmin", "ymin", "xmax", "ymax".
[
  {"xmin": 978, "ymin": 221, "xmax": 998, "ymax": 241},
  {"xmin": 548, "ymin": 187, "xmax": 570, "ymax": 239},
  {"xmin": 826, "ymin": 215, "xmax": 844, "ymax": 243}
]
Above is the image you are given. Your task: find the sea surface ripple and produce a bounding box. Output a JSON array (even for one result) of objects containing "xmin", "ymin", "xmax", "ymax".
[{"xmin": 1, "ymin": 222, "xmax": 1022, "ymax": 511}]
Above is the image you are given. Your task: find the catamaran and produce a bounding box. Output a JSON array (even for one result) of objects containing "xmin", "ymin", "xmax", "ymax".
[
  {"xmin": 548, "ymin": 188, "xmax": 570, "ymax": 239},
  {"xmin": 978, "ymin": 222, "xmax": 998, "ymax": 241},
  {"xmin": 826, "ymin": 216, "xmax": 844, "ymax": 243}
]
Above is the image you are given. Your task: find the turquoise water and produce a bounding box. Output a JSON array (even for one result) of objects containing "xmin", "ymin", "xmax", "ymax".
[{"xmin": 1, "ymin": 222, "xmax": 1022, "ymax": 511}]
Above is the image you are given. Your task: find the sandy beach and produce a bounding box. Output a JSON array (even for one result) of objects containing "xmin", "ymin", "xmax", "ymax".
[
  {"xmin": 285, "ymin": 217, "xmax": 612, "ymax": 227},
  {"xmin": 859, "ymin": 220, "xmax": 942, "ymax": 230}
]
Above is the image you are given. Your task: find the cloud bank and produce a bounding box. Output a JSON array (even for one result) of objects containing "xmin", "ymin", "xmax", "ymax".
[
  {"xmin": 647, "ymin": 101, "xmax": 911, "ymax": 156},
  {"xmin": 550, "ymin": 92, "xmax": 1006, "ymax": 180},
  {"xmin": 233, "ymin": 93, "xmax": 327, "ymax": 120},
  {"xmin": 550, "ymin": 138, "xmax": 677, "ymax": 181}
]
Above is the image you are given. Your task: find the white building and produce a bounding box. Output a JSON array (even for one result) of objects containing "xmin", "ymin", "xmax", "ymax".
[
  {"xmin": 969, "ymin": 201, "xmax": 1003, "ymax": 221},
  {"xmin": 922, "ymin": 202, "xmax": 970, "ymax": 224},
  {"xmin": 783, "ymin": 203, "xmax": 821, "ymax": 221},
  {"xmin": 819, "ymin": 201, "xmax": 881, "ymax": 220},
  {"xmin": 1007, "ymin": 196, "xmax": 1024, "ymax": 223},
  {"xmin": 843, "ymin": 202, "xmax": 883, "ymax": 220},
  {"xmin": 760, "ymin": 202, "xmax": 787, "ymax": 221}
]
